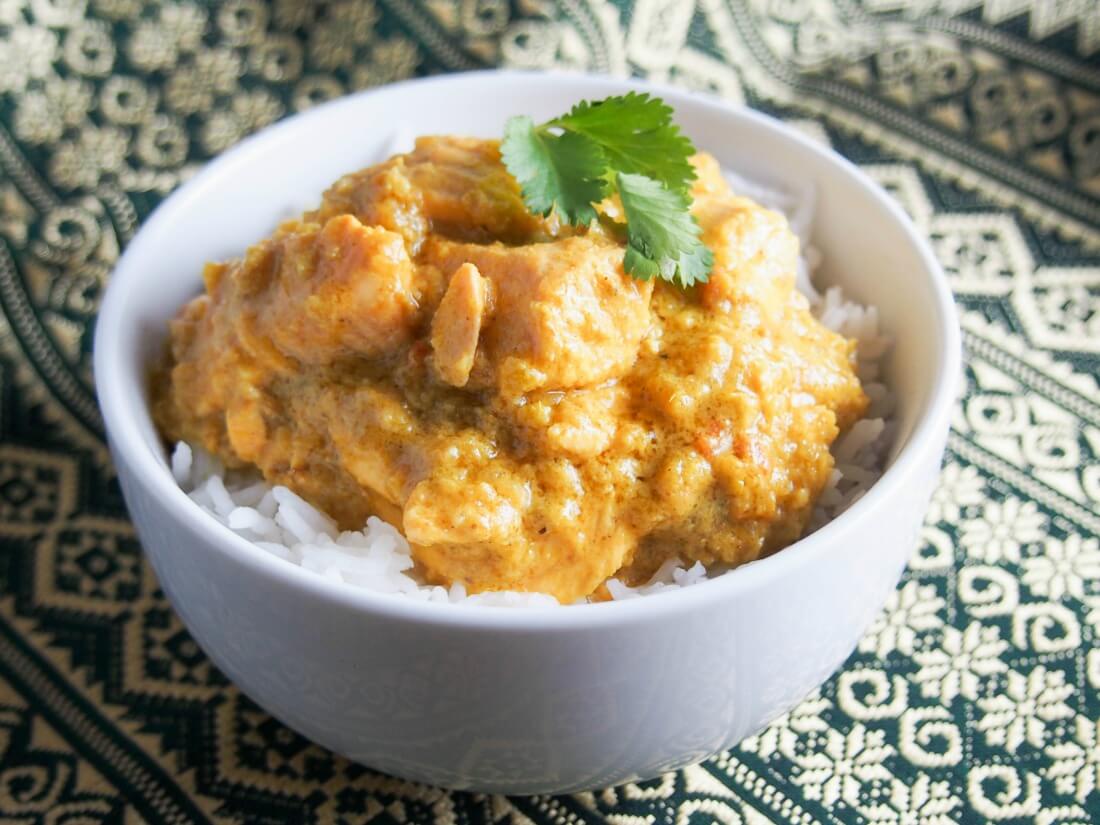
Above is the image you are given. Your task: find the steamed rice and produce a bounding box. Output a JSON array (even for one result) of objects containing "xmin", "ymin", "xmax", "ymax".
[{"xmin": 170, "ymin": 165, "xmax": 894, "ymax": 607}]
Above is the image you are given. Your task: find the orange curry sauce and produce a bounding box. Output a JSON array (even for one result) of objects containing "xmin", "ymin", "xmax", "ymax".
[{"xmin": 154, "ymin": 137, "xmax": 867, "ymax": 602}]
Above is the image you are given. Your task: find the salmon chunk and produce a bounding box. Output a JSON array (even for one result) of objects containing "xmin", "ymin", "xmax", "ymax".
[
  {"xmin": 256, "ymin": 215, "xmax": 422, "ymax": 364},
  {"xmin": 426, "ymin": 235, "xmax": 654, "ymax": 394}
]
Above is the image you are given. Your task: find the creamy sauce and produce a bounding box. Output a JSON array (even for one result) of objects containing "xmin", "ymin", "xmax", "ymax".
[{"xmin": 154, "ymin": 137, "xmax": 867, "ymax": 602}]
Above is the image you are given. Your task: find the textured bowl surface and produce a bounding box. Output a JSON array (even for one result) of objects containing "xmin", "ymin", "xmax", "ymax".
[{"xmin": 94, "ymin": 70, "xmax": 960, "ymax": 794}]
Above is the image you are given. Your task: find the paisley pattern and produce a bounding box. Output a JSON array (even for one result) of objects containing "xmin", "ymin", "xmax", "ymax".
[{"xmin": 1, "ymin": 0, "xmax": 1098, "ymax": 822}]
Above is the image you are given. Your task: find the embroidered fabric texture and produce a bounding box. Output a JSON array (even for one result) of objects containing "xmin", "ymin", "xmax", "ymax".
[{"xmin": 0, "ymin": 1, "xmax": 1097, "ymax": 822}]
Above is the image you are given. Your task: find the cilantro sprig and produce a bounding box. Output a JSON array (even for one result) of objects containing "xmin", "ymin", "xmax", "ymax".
[{"xmin": 501, "ymin": 93, "xmax": 713, "ymax": 289}]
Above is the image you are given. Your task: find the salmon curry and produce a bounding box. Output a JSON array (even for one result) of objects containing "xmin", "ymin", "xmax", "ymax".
[{"xmin": 153, "ymin": 136, "xmax": 868, "ymax": 602}]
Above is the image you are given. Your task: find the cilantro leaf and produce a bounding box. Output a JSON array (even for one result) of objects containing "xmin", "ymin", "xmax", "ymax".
[
  {"xmin": 501, "ymin": 94, "xmax": 714, "ymax": 288},
  {"xmin": 551, "ymin": 93, "xmax": 697, "ymax": 193},
  {"xmin": 617, "ymin": 172, "xmax": 712, "ymax": 289},
  {"xmin": 501, "ymin": 115, "xmax": 607, "ymax": 226}
]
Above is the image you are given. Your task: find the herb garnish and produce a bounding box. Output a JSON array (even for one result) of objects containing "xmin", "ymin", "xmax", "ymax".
[{"xmin": 501, "ymin": 93, "xmax": 713, "ymax": 289}]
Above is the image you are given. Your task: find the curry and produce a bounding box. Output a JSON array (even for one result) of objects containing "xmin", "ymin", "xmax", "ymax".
[{"xmin": 153, "ymin": 136, "xmax": 867, "ymax": 602}]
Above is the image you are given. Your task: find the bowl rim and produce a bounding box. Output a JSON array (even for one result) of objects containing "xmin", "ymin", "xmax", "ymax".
[{"xmin": 94, "ymin": 68, "xmax": 961, "ymax": 631}]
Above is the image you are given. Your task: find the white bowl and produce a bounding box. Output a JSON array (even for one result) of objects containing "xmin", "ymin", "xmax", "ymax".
[{"xmin": 94, "ymin": 70, "xmax": 959, "ymax": 794}]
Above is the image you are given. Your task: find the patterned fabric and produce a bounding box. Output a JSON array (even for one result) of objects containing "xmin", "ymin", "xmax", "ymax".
[{"xmin": 0, "ymin": 0, "xmax": 1098, "ymax": 822}]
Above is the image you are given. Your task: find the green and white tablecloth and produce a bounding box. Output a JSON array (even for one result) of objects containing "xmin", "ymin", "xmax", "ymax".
[{"xmin": 1, "ymin": 1, "xmax": 1098, "ymax": 822}]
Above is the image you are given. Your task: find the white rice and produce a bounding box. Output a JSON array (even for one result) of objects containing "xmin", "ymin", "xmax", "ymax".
[{"xmin": 170, "ymin": 168, "xmax": 893, "ymax": 606}]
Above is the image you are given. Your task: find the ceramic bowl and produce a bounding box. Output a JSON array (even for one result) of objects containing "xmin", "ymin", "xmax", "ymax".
[{"xmin": 94, "ymin": 70, "xmax": 959, "ymax": 794}]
